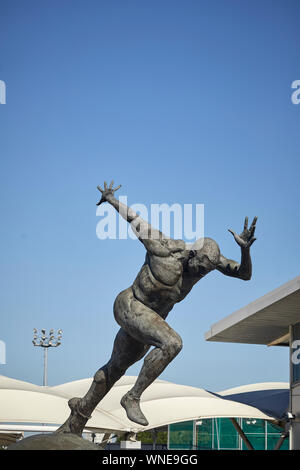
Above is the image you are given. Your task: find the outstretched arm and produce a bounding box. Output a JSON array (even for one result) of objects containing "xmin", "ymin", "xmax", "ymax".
[
  {"xmin": 96, "ymin": 181, "xmax": 170, "ymax": 256},
  {"xmin": 216, "ymin": 216, "xmax": 257, "ymax": 281}
]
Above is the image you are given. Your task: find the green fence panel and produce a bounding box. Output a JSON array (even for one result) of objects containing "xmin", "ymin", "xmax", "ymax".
[{"xmin": 168, "ymin": 418, "xmax": 290, "ymax": 450}]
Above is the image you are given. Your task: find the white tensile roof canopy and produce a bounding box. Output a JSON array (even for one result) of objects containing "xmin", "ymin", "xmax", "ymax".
[{"xmin": 0, "ymin": 375, "xmax": 287, "ymax": 434}]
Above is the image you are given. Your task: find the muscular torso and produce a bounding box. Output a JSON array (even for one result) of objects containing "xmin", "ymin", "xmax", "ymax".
[{"xmin": 132, "ymin": 238, "xmax": 220, "ymax": 318}]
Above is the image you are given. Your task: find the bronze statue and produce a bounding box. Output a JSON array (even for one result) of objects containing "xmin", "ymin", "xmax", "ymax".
[{"xmin": 56, "ymin": 181, "xmax": 257, "ymax": 436}]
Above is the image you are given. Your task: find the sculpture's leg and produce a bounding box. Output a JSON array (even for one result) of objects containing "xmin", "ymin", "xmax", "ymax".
[
  {"xmin": 120, "ymin": 338, "xmax": 182, "ymax": 426},
  {"xmin": 55, "ymin": 328, "xmax": 149, "ymax": 436},
  {"xmin": 114, "ymin": 294, "xmax": 183, "ymax": 427}
]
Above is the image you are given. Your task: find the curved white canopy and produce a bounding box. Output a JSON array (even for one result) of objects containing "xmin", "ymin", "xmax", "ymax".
[
  {"xmin": 218, "ymin": 382, "xmax": 289, "ymax": 395},
  {"xmin": 0, "ymin": 375, "xmax": 281, "ymax": 433},
  {"xmin": 218, "ymin": 382, "xmax": 289, "ymax": 421}
]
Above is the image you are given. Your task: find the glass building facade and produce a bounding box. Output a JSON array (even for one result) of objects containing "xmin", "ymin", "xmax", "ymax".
[{"xmin": 168, "ymin": 418, "xmax": 289, "ymax": 450}]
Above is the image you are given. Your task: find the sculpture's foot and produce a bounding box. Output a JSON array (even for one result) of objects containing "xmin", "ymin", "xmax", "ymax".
[
  {"xmin": 120, "ymin": 392, "xmax": 149, "ymax": 426},
  {"xmin": 55, "ymin": 397, "xmax": 91, "ymax": 436}
]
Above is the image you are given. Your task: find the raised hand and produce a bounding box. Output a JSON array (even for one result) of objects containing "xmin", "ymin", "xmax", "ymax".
[
  {"xmin": 96, "ymin": 180, "xmax": 121, "ymax": 206},
  {"xmin": 228, "ymin": 216, "xmax": 257, "ymax": 249}
]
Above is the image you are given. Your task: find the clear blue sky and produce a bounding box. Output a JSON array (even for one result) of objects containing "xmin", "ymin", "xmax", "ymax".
[{"xmin": 0, "ymin": 0, "xmax": 299, "ymax": 392}]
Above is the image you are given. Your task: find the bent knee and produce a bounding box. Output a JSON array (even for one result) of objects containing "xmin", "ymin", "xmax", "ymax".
[
  {"xmin": 163, "ymin": 333, "xmax": 183, "ymax": 358},
  {"xmin": 94, "ymin": 363, "xmax": 126, "ymax": 388},
  {"xmin": 94, "ymin": 368, "xmax": 106, "ymax": 384}
]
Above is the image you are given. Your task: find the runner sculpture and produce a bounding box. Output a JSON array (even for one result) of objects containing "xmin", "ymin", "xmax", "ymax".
[{"xmin": 57, "ymin": 181, "xmax": 257, "ymax": 436}]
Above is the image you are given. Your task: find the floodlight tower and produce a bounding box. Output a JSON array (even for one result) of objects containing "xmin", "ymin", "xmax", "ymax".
[{"xmin": 32, "ymin": 328, "xmax": 63, "ymax": 386}]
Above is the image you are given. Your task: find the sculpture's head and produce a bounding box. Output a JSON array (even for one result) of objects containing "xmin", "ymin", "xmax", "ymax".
[{"xmin": 184, "ymin": 237, "xmax": 220, "ymax": 277}]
